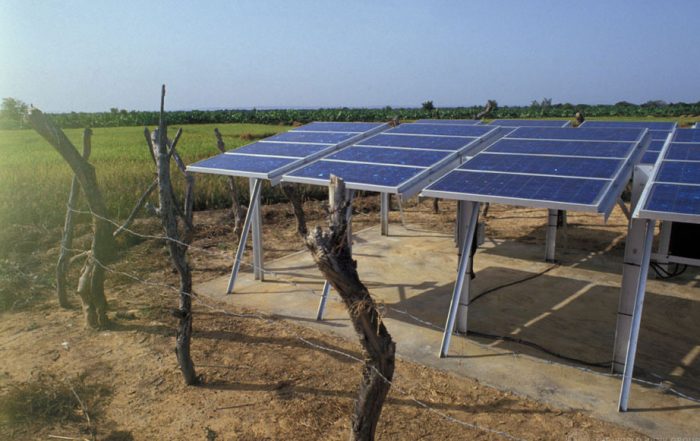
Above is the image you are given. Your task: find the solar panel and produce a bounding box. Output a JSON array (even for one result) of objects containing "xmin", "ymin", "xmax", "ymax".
[
  {"xmin": 282, "ymin": 123, "xmax": 505, "ymax": 196},
  {"xmin": 422, "ymin": 127, "xmax": 649, "ymax": 214},
  {"xmin": 635, "ymin": 129, "xmax": 700, "ymax": 223},
  {"xmin": 186, "ymin": 122, "xmax": 388, "ymax": 183},
  {"xmin": 414, "ymin": 119, "xmax": 482, "ymax": 125},
  {"xmin": 490, "ymin": 119, "xmax": 571, "ymax": 128},
  {"xmin": 578, "ymin": 122, "xmax": 676, "ymax": 165}
]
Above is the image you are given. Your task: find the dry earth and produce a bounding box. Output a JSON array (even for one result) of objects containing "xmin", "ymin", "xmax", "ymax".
[{"xmin": 0, "ymin": 195, "xmax": 651, "ymax": 440}]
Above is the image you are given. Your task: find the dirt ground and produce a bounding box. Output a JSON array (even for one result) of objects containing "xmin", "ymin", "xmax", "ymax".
[{"xmin": 0, "ymin": 195, "xmax": 655, "ymax": 440}]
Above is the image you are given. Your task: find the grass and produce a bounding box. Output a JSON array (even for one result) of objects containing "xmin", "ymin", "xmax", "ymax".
[
  {"xmin": 0, "ymin": 123, "xmax": 292, "ymax": 256},
  {"xmin": 0, "ymin": 372, "xmax": 110, "ymax": 432}
]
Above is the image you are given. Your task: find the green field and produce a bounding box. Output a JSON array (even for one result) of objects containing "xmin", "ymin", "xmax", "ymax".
[{"xmin": 0, "ymin": 123, "xmax": 292, "ymax": 255}]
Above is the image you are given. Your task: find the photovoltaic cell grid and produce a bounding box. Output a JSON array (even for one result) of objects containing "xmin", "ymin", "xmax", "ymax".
[
  {"xmin": 282, "ymin": 123, "xmax": 503, "ymax": 195},
  {"xmin": 579, "ymin": 121, "xmax": 677, "ymax": 164},
  {"xmin": 414, "ymin": 119, "xmax": 482, "ymax": 125},
  {"xmin": 186, "ymin": 122, "xmax": 386, "ymax": 183},
  {"xmin": 422, "ymin": 127, "xmax": 649, "ymax": 214},
  {"xmin": 636, "ymin": 128, "xmax": 700, "ymax": 223},
  {"xmin": 489, "ymin": 119, "xmax": 571, "ymax": 128}
]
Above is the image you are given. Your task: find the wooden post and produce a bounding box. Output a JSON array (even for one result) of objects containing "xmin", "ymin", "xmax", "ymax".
[
  {"xmin": 214, "ymin": 128, "xmax": 245, "ymax": 239},
  {"xmin": 150, "ymin": 85, "xmax": 197, "ymax": 385},
  {"xmin": 56, "ymin": 129, "xmax": 92, "ymax": 308},
  {"xmin": 27, "ymin": 109, "xmax": 114, "ymax": 328},
  {"xmin": 284, "ymin": 177, "xmax": 395, "ymax": 441}
]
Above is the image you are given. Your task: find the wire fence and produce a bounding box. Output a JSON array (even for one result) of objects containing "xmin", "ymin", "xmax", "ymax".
[{"xmin": 62, "ymin": 207, "xmax": 700, "ymax": 427}]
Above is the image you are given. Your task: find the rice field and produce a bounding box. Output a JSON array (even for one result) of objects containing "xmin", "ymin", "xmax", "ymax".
[{"xmin": 0, "ymin": 123, "xmax": 291, "ymax": 254}]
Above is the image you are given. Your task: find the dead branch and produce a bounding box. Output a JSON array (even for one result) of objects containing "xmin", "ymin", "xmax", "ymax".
[
  {"xmin": 287, "ymin": 176, "xmax": 395, "ymax": 441},
  {"xmin": 56, "ymin": 129, "xmax": 92, "ymax": 307},
  {"xmin": 113, "ymin": 178, "xmax": 158, "ymax": 238},
  {"xmin": 27, "ymin": 109, "xmax": 114, "ymax": 328},
  {"xmin": 214, "ymin": 128, "xmax": 245, "ymax": 239}
]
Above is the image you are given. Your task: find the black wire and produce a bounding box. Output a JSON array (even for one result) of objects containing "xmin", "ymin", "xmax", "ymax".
[
  {"xmin": 469, "ymin": 264, "xmax": 559, "ymax": 305},
  {"xmin": 649, "ymin": 261, "xmax": 688, "ymax": 279},
  {"xmin": 468, "ymin": 330, "xmax": 612, "ymax": 369}
]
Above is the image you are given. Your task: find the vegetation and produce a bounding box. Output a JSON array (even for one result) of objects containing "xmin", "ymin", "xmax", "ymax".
[{"xmin": 3, "ymin": 96, "xmax": 700, "ymax": 130}]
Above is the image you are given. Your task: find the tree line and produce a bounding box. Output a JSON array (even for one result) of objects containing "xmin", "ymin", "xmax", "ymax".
[{"xmin": 3, "ymin": 97, "xmax": 700, "ymax": 129}]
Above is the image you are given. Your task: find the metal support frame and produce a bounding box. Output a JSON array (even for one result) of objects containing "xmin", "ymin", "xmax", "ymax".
[
  {"xmin": 226, "ymin": 178, "xmax": 262, "ymax": 294},
  {"xmin": 440, "ymin": 201, "xmax": 480, "ymax": 358},
  {"xmin": 654, "ymin": 221, "xmax": 672, "ymax": 271},
  {"xmin": 545, "ymin": 209, "xmax": 558, "ymax": 262},
  {"xmin": 618, "ymin": 218, "xmax": 655, "ymax": 411},
  {"xmin": 249, "ymin": 179, "xmax": 264, "ymax": 281},
  {"xmin": 380, "ymin": 192, "xmax": 389, "ymax": 236},
  {"xmin": 315, "ymin": 189, "xmax": 354, "ymax": 321},
  {"xmin": 617, "ymin": 198, "xmax": 631, "ymax": 221}
]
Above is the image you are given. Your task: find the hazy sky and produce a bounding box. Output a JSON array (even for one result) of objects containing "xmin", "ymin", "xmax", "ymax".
[{"xmin": 2, "ymin": 0, "xmax": 700, "ymax": 112}]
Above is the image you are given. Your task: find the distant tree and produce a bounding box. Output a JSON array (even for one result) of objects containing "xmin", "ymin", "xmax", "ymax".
[
  {"xmin": 421, "ymin": 100, "xmax": 435, "ymax": 112},
  {"xmin": 641, "ymin": 100, "xmax": 668, "ymax": 108},
  {"xmin": 1, "ymin": 97, "xmax": 29, "ymax": 129},
  {"xmin": 614, "ymin": 101, "xmax": 636, "ymax": 107}
]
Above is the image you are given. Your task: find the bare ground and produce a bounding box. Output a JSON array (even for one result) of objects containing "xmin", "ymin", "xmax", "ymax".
[{"xmin": 0, "ymin": 195, "xmax": 650, "ymax": 440}]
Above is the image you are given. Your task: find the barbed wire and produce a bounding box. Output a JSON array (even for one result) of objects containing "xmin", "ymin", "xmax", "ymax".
[{"xmin": 64, "ymin": 207, "xmax": 700, "ymax": 406}]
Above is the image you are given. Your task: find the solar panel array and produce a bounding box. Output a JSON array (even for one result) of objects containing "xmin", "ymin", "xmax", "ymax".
[
  {"xmin": 422, "ymin": 127, "xmax": 650, "ymax": 214},
  {"xmin": 282, "ymin": 123, "xmax": 504, "ymax": 195},
  {"xmin": 414, "ymin": 119, "xmax": 482, "ymax": 125},
  {"xmin": 186, "ymin": 122, "xmax": 387, "ymax": 184},
  {"xmin": 579, "ymin": 121, "xmax": 677, "ymax": 165},
  {"xmin": 635, "ymin": 128, "xmax": 700, "ymax": 223},
  {"xmin": 490, "ymin": 119, "xmax": 571, "ymax": 128}
]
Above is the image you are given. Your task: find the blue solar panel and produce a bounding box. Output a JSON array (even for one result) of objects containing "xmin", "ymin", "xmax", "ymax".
[
  {"xmin": 645, "ymin": 183, "xmax": 700, "ymax": 216},
  {"xmin": 286, "ymin": 161, "xmax": 424, "ymax": 188},
  {"xmin": 673, "ymin": 128, "xmax": 700, "ymax": 143},
  {"xmin": 265, "ymin": 131, "xmax": 356, "ymax": 144},
  {"xmin": 485, "ymin": 139, "xmax": 634, "ymax": 158},
  {"xmin": 190, "ymin": 154, "xmax": 296, "ymax": 174},
  {"xmin": 293, "ymin": 122, "xmax": 382, "ymax": 133},
  {"xmin": 460, "ymin": 153, "xmax": 621, "ymax": 179},
  {"xmin": 325, "ymin": 146, "xmax": 450, "ymax": 167},
  {"xmin": 657, "ymin": 161, "xmax": 700, "ymax": 185},
  {"xmin": 509, "ymin": 127, "xmax": 644, "ymax": 142},
  {"xmin": 426, "ymin": 170, "xmax": 607, "ymax": 205},
  {"xmin": 640, "ymin": 151, "xmax": 660, "ymax": 165},
  {"xmin": 234, "ymin": 142, "xmax": 330, "ymax": 158},
  {"xmin": 581, "ymin": 121, "xmax": 676, "ymax": 131},
  {"xmin": 357, "ymin": 133, "xmax": 475, "ymax": 151},
  {"xmin": 490, "ymin": 119, "xmax": 569, "ymax": 128},
  {"xmin": 386, "ymin": 124, "xmax": 494, "ymax": 137},
  {"xmin": 666, "ymin": 143, "xmax": 700, "ymax": 161},
  {"xmin": 415, "ymin": 119, "xmax": 481, "ymax": 125},
  {"xmin": 647, "ymin": 140, "xmax": 665, "ymax": 151},
  {"xmin": 650, "ymin": 130, "xmax": 672, "ymax": 140}
]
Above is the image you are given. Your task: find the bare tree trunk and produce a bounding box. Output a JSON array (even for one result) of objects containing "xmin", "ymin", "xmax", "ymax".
[
  {"xmin": 149, "ymin": 85, "xmax": 197, "ymax": 385},
  {"xmin": 214, "ymin": 128, "xmax": 245, "ymax": 239},
  {"xmin": 27, "ymin": 110, "xmax": 114, "ymax": 328},
  {"xmin": 56, "ymin": 129, "xmax": 92, "ymax": 307},
  {"xmin": 284, "ymin": 177, "xmax": 395, "ymax": 441}
]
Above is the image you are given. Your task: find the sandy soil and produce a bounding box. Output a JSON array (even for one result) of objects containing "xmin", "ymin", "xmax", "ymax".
[{"xmin": 0, "ymin": 196, "xmax": 650, "ymax": 440}]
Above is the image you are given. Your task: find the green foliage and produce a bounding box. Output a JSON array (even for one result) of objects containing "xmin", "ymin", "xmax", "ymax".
[
  {"xmin": 0, "ymin": 372, "xmax": 110, "ymax": 430},
  {"xmin": 421, "ymin": 100, "xmax": 435, "ymax": 112},
  {"xmin": 0, "ymin": 97, "xmax": 29, "ymax": 129}
]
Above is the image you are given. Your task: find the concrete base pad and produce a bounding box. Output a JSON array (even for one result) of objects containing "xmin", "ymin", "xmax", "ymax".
[{"xmin": 197, "ymin": 224, "xmax": 700, "ymax": 438}]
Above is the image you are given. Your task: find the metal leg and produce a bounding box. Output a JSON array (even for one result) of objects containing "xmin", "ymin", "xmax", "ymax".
[
  {"xmin": 316, "ymin": 281, "xmax": 331, "ymax": 321},
  {"xmin": 316, "ymin": 189, "xmax": 354, "ymax": 321},
  {"xmin": 380, "ymin": 192, "xmax": 389, "ymax": 236},
  {"xmin": 227, "ymin": 179, "xmax": 262, "ymax": 294},
  {"xmin": 655, "ymin": 221, "xmax": 672, "ymax": 272},
  {"xmin": 249, "ymin": 179, "xmax": 264, "ymax": 281},
  {"xmin": 617, "ymin": 199, "xmax": 631, "ymax": 221},
  {"xmin": 545, "ymin": 209, "xmax": 558, "ymax": 262},
  {"xmin": 440, "ymin": 202, "xmax": 480, "ymax": 358},
  {"xmin": 618, "ymin": 219, "xmax": 655, "ymax": 412},
  {"xmin": 457, "ymin": 202, "xmax": 478, "ymax": 334},
  {"xmin": 456, "ymin": 201, "xmax": 468, "ymax": 251}
]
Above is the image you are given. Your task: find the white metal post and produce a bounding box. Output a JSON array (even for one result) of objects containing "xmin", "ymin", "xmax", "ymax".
[
  {"xmin": 440, "ymin": 202, "xmax": 480, "ymax": 358},
  {"xmin": 655, "ymin": 221, "xmax": 672, "ymax": 271},
  {"xmin": 380, "ymin": 192, "xmax": 389, "ymax": 236},
  {"xmin": 249, "ymin": 179, "xmax": 264, "ymax": 281},
  {"xmin": 545, "ymin": 209, "xmax": 558, "ymax": 262},
  {"xmin": 618, "ymin": 219, "xmax": 655, "ymax": 411},
  {"xmin": 456, "ymin": 202, "xmax": 478, "ymax": 334},
  {"xmin": 227, "ymin": 179, "xmax": 262, "ymax": 294},
  {"xmin": 315, "ymin": 189, "xmax": 354, "ymax": 321}
]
